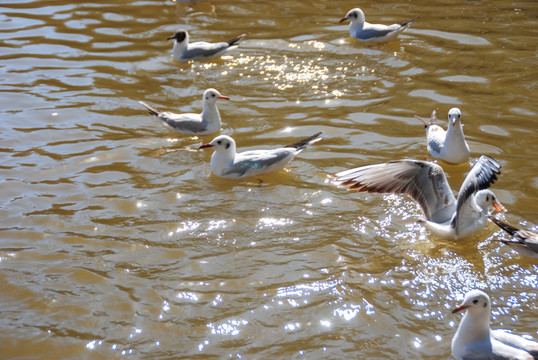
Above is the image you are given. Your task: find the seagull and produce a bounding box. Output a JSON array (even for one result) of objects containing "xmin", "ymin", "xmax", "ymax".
[
  {"xmin": 199, "ymin": 132, "xmax": 322, "ymax": 179},
  {"xmin": 339, "ymin": 8, "xmax": 418, "ymax": 43},
  {"xmin": 138, "ymin": 88, "xmax": 229, "ymax": 135},
  {"xmin": 167, "ymin": 29, "xmax": 247, "ymax": 62},
  {"xmin": 487, "ymin": 215, "xmax": 538, "ymax": 259},
  {"xmin": 451, "ymin": 289, "xmax": 538, "ymax": 360},
  {"xmin": 415, "ymin": 108, "xmax": 471, "ymax": 164},
  {"xmin": 334, "ymin": 155, "xmax": 505, "ymax": 239}
]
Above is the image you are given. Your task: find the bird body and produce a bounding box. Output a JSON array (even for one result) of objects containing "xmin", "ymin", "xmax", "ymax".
[
  {"xmin": 452, "ymin": 290, "xmax": 538, "ymax": 360},
  {"xmin": 168, "ymin": 29, "xmax": 246, "ymax": 62},
  {"xmin": 415, "ymin": 108, "xmax": 471, "ymax": 164},
  {"xmin": 334, "ymin": 156, "xmax": 504, "ymax": 239},
  {"xmin": 340, "ymin": 8, "xmax": 418, "ymax": 43},
  {"xmin": 199, "ymin": 133, "xmax": 322, "ymax": 179},
  {"xmin": 139, "ymin": 88, "xmax": 228, "ymax": 135}
]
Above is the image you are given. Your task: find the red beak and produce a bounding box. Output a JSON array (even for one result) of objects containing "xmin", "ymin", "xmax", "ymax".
[
  {"xmin": 167, "ymin": 34, "xmax": 175, "ymax": 40},
  {"xmin": 219, "ymin": 96, "xmax": 229, "ymax": 100},
  {"xmin": 339, "ymin": 17, "xmax": 347, "ymax": 23},
  {"xmin": 493, "ymin": 201, "xmax": 505, "ymax": 213},
  {"xmin": 451, "ymin": 305, "xmax": 469, "ymax": 314},
  {"xmin": 199, "ymin": 143, "xmax": 213, "ymax": 149}
]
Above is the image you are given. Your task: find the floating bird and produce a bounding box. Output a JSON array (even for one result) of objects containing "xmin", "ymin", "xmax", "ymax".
[
  {"xmin": 139, "ymin": 88, "xmax": 229, "ymax": 135},
  {"xmin": 334, "ymin": 155, "xmax": 504, "ymax": 239},
  {"xmin": 199, "ymin": 132, "xmax": 322, "ymax": 179},
  {"xmin": 451, "ymin": 289, "xmax": 538, "ymax": 360},
  {"xmin": 339, "ymin": 8, "xmax": 418, "ymax": 43},
  {"xmin": 167, "ymin": 29, "xmax": 247, "ymax": 62},
  {"xmin": 487, "ymin": 215, "xmax": 538, "ymax": 259},
  {"xmin": 415, "ymin": 108, "xmax": 471, "ymax": 164}
]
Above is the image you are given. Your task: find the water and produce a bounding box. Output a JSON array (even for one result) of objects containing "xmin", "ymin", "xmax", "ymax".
[{"xmin": 1, "ymin": 0, "xmax": 537, "ymax": 359}]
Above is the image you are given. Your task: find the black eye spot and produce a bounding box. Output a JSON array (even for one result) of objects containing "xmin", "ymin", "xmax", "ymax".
[
  {"xmin": 486, "ymin": 195, "xmax": 490, "ymax": 201},
  {"xmin": 473, "ymin": 299, "xmax": 478, "ymax": 304},
  {"xmin": 212, "ymin": 93, "xmax": 215, "ymax": 97},
  {"xmin": 483, "ymin": 302, "xmax": 487, "ymax": 308},
  {"xmin": 225, "ymin": 142, "xmax": 230, "ymax": 149},
  {"xmin": 217, "ymin": 140, "xmax": 222, "ymax": 145}
]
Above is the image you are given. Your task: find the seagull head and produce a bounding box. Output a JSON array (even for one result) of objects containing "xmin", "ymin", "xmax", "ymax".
[
  {"xmin": 452, "ymin": 290, "xmax": 491, "ymax": 318},
  {"xmin": 167, "ymin": 29, "xmax": 188, "ymax": 43},
  {"xmin": 340, "ymin": 8, "xmax": 365, "ymax": 25},
  {"xmin": 199, "ymin": 135, "xmax": 236, "ymax": 153},
  {"xmin": 475, "ymin": 190, "xmax": 505, "ymax": 213},
  {"xmin": 203, "ymin": 88, "xmax": 229, "ymax": 105},
  {"xmin": 448, "ymin": 108, "xmax": 462, "ymax": 127}
]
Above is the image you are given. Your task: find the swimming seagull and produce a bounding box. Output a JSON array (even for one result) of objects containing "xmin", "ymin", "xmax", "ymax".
[
  {"xmin": 199, "ymin": 132, "xmax": 322, "ymax": 179},
  {"xmin": 138, "ymin": 88, "xmax": 229, "ymax": 135},
  {"xmin": 339, "ymin": 8, "xmax": 418, "ymax": 43},
  {"xmin": 167, "ymin": 29, "xmax": 247, "ymax": 62},
  {"xmin": 415, "ymin": 108, "xmax": 471, "ymax": 164},
  {"xmin": 334, "ymin": 155, "xmax": 505, "ymax": 239},
  {"xmin": 487, "ymin": 215, "xmax": 538, "ymax": 259},
  {"xmin": 451, "ymin": 289, "xmax": 538, "ymax": 360}
]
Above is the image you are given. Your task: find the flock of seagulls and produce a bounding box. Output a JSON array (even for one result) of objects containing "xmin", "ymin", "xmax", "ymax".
[{"xmin": 137, "ymin": 7, "xmax": 537, "ymax": 359}]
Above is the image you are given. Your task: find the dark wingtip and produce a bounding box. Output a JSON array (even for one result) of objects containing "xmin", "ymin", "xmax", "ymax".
[
  {"xmin": 227, "ymin": 33, "xmax": 248, "ymax": 47},
  {"xmin": 285, "ymin": 132, "xmax": 322, "ymax": 149}
]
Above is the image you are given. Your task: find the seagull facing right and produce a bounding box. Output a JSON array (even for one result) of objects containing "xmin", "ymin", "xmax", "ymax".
[
  {"xmin": 451, "ymin": 289, "xmax": 538, "ymax": 360},
  {"xmin": 334, "ymin": 155, "xmax": 504, "ymax": 240},
  {"xmin": 167, "ymin": 29, "xmax": 247, "ymax": 62},
  {"xmin": 138, "ymin": 88, "xmax": 229, "ymax": 135},
  {"xmin": 414, "ymin": 108, "xmax": 471, "ymax": 164},
  {"xmin": 487, "ymin": 215, "xmax": 538, "ymax": 259},
  {"xmin": 339, "ymin": 8, "xmax": 418, "ymax": 43}
]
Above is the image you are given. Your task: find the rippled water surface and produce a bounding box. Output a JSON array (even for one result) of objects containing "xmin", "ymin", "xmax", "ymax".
[{"xmin": 1, "ymin": 0, "xmax": 537, "ymax": 359}]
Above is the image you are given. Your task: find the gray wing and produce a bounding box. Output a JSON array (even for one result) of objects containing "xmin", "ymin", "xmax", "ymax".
[
  {"xmin": 223, "ymin": 149, "xmax": 293, "ymax": 177},
  {"xmin": 184, "ymin": 41, "xmax": 230, "ymax": 59},
  {"xmin": 334, "ymin": 160, "xmax": 456, "ymax": 223},
  {"xmin": 157, "ymin": 113, "xmax": 207, "ymax": 134},
  {"xmin": 356, "ymin": 28, "xmax": 395, "ymax": 40},
  {"xmin": 452, "ymin": 156, "xmax": 501, "ymax": 231},
  {"xmin": 492, "ymin": 330, "xmax": 538, "ymax": 358}
]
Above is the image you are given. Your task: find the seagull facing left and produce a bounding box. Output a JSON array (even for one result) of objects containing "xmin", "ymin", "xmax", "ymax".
[
  {"xmin": 138, "ymin": 88, "xmax": 229, "ymax": 135},
  {"xmin": 339, "ymin": 8, "xmax": 418, "ymax": 43},
  {"xmin": 199, "ymin": 132, "xmax": 322, "ymax": 179},
  {"xmin": 451, "ymin": 290, "xmax": 538, "ymax": 360},
  {"xmin": 415, "ymin": 108, "xmax": 471, "ymax": 164},
  {"xmin": 334, "ymin": 155, "xmax": 505, "ymax": 239},
  {"xmin": 168, "ymin": 29, "xmax": 247, "ymax": 62}
]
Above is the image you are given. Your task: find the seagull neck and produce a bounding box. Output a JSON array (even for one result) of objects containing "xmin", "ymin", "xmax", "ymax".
[
  {"xmin": 172, "ymin": 40, "xmax": 187, "ymax": 59},
  {"xmin": 458, "ymin": 311, "xmax": 491, "ymax": 344},
  {"xmin": 201, "ymin": 101, "xmax": 221, "ymax": 127}
]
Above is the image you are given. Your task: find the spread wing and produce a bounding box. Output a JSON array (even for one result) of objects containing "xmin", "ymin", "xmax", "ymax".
[
  {"xmin": 334, "ymin": 160, "xmax": 456, "ymax": 223},
  {"xmin": 452, "ymin": 156, "xmax": 501, "ymax": 231}
]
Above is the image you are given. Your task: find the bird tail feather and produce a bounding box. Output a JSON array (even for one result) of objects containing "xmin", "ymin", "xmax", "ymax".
[
  {"xmin": 285, "ymin": 132, "xmax": 322, "ymax": 150},
  {"xmin": 139, "ymin": 101, "xmax": 161, "ymax": 116}
]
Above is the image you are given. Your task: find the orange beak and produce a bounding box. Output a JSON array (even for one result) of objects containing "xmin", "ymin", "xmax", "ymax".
[
  {"xmin": 493, "ymin": 201, "xmax": 505, "ymax": 213},
  {"xmin": 219, "ymin": 96, "xmax": 229, "ymax": 100}
]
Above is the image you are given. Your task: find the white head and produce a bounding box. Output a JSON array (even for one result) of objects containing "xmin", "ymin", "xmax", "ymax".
[
  {"xmin": 474, "ymin": 190, "xmax": 505, "ymax": 213},
  {"xmin": 452, "ymin": 290, "xmax": 491, "ymax": 320},
  {"xmin": 167, "ymin": 29, "xmax": 189, "ymax": 44},
  {"xmin": 340, "ymin": 8, "xmax": 366, "ymax": 26},
  {"xmin": 202, "ymin": 88, "xmax": 229, "ymax": 105},
  {"xmin": 448, "ymin": 108, "xmax": 462, "ymax": 127},
  {"xmin": 199, "ymin": 135, "xmax": 236, "ymax": 153}
]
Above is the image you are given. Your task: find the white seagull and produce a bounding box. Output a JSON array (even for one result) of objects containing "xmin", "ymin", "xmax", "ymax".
[
  {"xmin": 487, "ymin": 215, "xmax": 538, "ymax": 259},
  {"xmin": 334, "ymin": 155, "xmax": 505, "ymax": 239},
  {"xmin": 451, "ymin": 289, "xmax": 538, "ymax": 360},
  {"xmin": 139, "ymin": 88, "xmax": 229, "ymax": 135},
  {"xmin": 199, "ymin": 132, "xmax": 322, "ymax": 179},
  {"xmin": 167, "ymin": 29, "xmax": 247, "ymax": 62},
  {"xmin": 415, "ymin": 108, "xmax": 471, "ymax": 164},
  {"xmin": 339, "ymin": 8, "xmax": 418, "ymax": 43}
]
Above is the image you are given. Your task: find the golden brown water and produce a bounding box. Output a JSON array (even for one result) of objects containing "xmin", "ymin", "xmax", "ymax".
[{"xmin": 1, "ymin": 0, "xmax": 537, "ymax": 359}]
